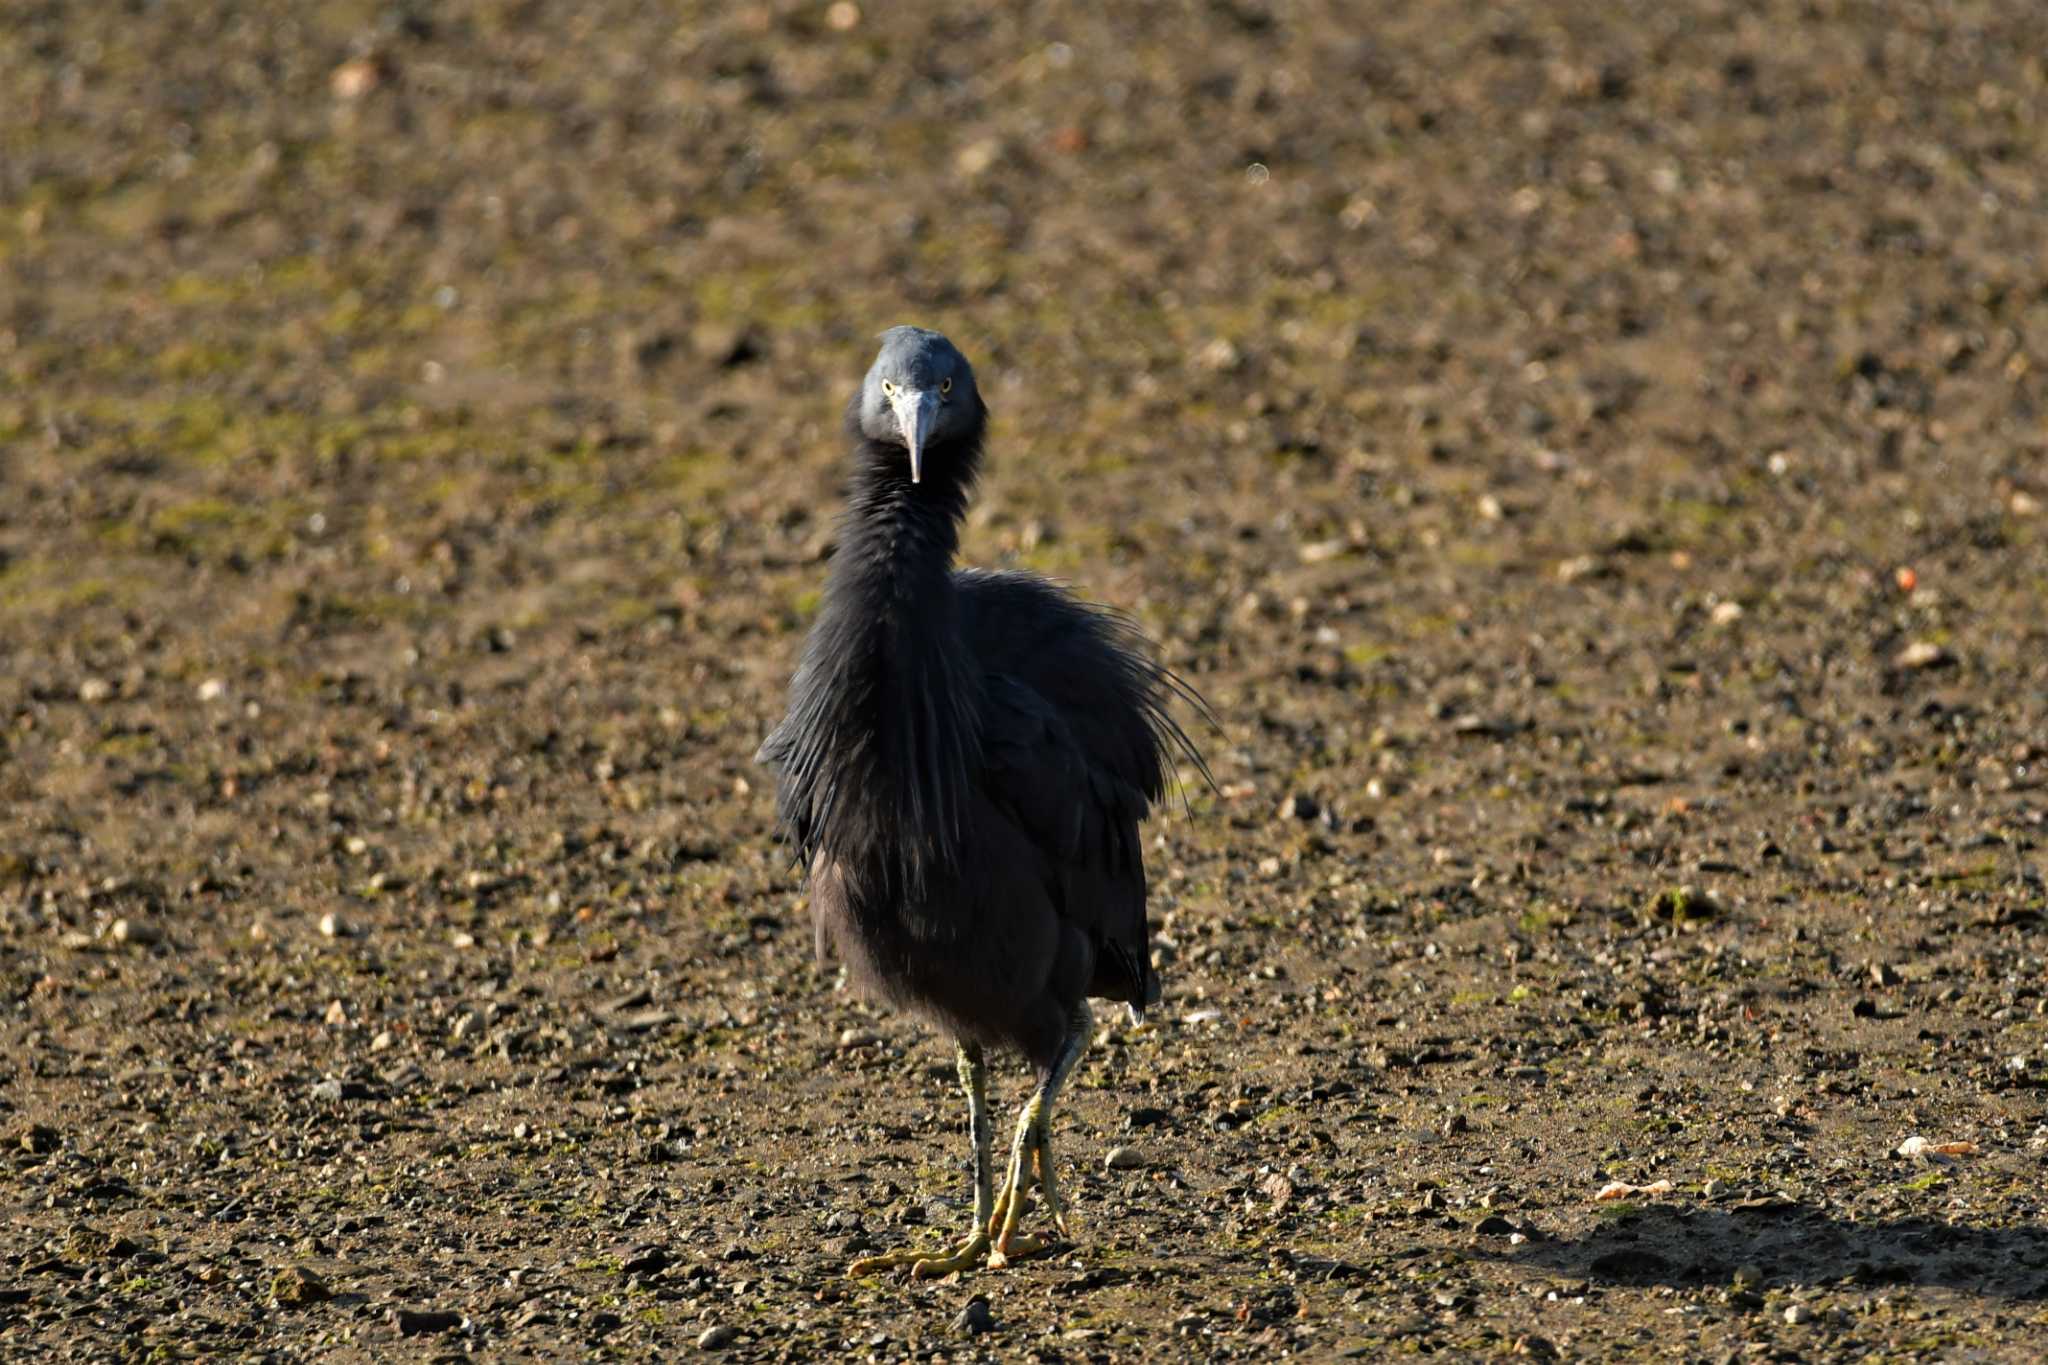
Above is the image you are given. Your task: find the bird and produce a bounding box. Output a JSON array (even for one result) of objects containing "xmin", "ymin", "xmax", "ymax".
[{"xmin": 756, "ymin": 326, "xmax": 1206, "ymax": 1278}]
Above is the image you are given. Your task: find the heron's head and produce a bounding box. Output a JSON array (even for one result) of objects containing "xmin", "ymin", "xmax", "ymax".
[{"xmin": 853, "ymin": 326, "xmax": 983, "ymax": 485}]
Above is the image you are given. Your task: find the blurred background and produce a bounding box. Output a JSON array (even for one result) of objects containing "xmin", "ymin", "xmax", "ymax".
[{"xmin": 3, "ymin": 1, "xmax": 2047, "ymax": 1356}]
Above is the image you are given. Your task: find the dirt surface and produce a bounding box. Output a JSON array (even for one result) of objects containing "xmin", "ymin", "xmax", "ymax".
[{"xmin": 5, "ymin": 0, "xmax": 2048, "ymax": 1358}]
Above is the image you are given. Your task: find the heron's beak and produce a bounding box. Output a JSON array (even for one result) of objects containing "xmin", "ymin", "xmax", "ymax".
[{"xmin": 890, "ymin": 389, "xmax": 938, "ymax": 484}]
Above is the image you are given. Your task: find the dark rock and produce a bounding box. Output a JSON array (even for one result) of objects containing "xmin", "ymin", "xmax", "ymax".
[
  {"xmin": 952, "ymin": 1294, "xmax": 995, "ymax": 1336},
  {"xmin": 394, "ymin": 1308, "xmax": 464, "ymax": 1336},
  {"xmin": 615, "ymin": 1244, "xmax": 669, "ymax": 1276}
]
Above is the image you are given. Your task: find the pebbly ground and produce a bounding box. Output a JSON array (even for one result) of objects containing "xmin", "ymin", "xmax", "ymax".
[{"xmin": 3, "ymin": 0, "xmax": 2047, "ymax": 1358}]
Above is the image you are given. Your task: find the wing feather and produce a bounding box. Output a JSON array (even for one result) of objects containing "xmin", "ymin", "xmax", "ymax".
[{"xmin": 960, "ymin": 571, "xmax": 1205, "ymax": 1009}]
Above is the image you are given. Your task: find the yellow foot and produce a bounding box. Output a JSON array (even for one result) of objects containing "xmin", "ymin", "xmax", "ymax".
[{"xmin": 847, "ymin": 1230, "xmax": 990, "ymax": 1280}]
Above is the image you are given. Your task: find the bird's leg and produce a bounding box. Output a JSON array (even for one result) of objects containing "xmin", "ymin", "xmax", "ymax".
[
  {"xmin": 987, "ymin": 1094, "xmax": 1042, "ymax": 1256},
  {"xmin": 988, "ymin": 1000, "xmax": 1093, "ymax": 1267},
  {"xmin": 847, "ymin": 1042, "xmax": 993, "ymax": 1279}
]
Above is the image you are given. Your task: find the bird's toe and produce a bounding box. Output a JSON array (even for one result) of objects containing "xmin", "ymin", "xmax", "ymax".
[
  {"xmin": 987, "ymin": 1231, "xmax": 1054, "ymax": 1269},
  {"xmin": 908, "ymin": 1233, "xmax": 990, "ymax": 1280},
  {"xmin": 850, "ymin": 1229, "xmax": 993, "ymax": 1281}
]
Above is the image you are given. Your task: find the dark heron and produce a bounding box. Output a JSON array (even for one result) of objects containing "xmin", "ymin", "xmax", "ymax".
[{"xmin": 757, "ymin": 327, "xmax": 1206, "ymax": 1277}]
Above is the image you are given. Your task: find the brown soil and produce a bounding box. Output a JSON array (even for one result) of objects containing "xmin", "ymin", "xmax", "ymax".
[{"xmin": 4, "ymin": 0, "xmax": 2047, "ymax": 1358}]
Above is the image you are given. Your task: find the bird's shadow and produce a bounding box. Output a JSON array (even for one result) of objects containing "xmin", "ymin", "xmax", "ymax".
[{"xmin": 1491, "ymin": 1200, "xmax": 2048, "ymax": 1300}]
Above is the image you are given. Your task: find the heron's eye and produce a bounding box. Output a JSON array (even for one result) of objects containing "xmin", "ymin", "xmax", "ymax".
[
  {"xmin": 882, "ymin": 379, "xmax": 896, "ymax": 396},
  {"xmin": 940, "ymin": 377, "xmax": 952, "ymax": 395}
]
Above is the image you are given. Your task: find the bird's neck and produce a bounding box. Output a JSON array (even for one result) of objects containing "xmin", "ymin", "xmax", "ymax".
[
  {"xmin": 834, "ymin": 435, "xmax": 974, "ymax": 601},
  {"xmin": 788, "ymin": 436, "xmax": 983, "ymax": 885},
  {"xmin": 847, "ymin": 432, "xmax": 977, "ymax": 536}
]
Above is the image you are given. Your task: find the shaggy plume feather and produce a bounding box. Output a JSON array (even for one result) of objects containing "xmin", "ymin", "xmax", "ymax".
[{"xmin": 757, "ymin": 418, "xmax": 988, "ymax": 896}]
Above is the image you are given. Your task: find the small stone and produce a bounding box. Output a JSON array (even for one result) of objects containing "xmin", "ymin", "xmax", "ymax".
[
  {"xmin": 323, "ymin": 999, "xmax": 348, "ymax": 1027},
  {"xmin": 954, "ymin": 138, "xmax": 1005, "ymax": 178},
  {"xmin": 78, "ymin": 678, "xmax": 112, "ymax": 703},
  {"xmin": 394, "ymin": 1308, "xmax": 463, "ymax": 1336},
  {"xmin": 1555, "ymin": 554, "xmax": 1604, "ymax": 583},
  {"xmin": 1784, "ymin": 1303, "xmax": 1813, "ymax": 1325},
  {"xmin": 1709, "ymin": 600, "xmax": 1744, "ymax": 626},
  {"xmin": 110, "ymin": 918, "xmax": 159, "ymax": 946},
  {"xmin": 1732, "ymin": 1263, "xmax": 1764, "ymax": 1290},
  {"xmin": 19, "ymin": 1124, "xmax": 59, "ymax": 1154},
  {"xmin": 451, "ymin": 1011, "xmax": 478, "ymax": 1042},
  {"xmin": 273, "ymin": 1265, "xmax": 330, "ymax": 1304},
  {"xmin": 1870, "ymin": 962, "xmax": 1901, "ymax": 987},
  {"xmin": 370, "ymin": 1030, "xmax": 394, "ymax": 1052},
  {"xmin": 1894, "ymin": 640, "xmax": 1952, "ymax": 670},
  {"xmin": 837, "ymin": 1028, "xmax": 879, "ymax": 1051},
  {"xmin": 450, "ymin": 930, "xmax": 476, "ymax": 950},
  {"xmin": 1474, "ymin": 1215, "xmax": 1517, "ymax": 1236},
  {"xmin": 824, "ymin": 0, "xmax": 860, "ymax": 29},
  {"xmin": 196, "ymin": 678, "xmax": 228, "ymax": 702},
  {"xmin": 952, "ymin": 1294, "xmax": 995, "ymax": 1336},
  {"xmin": 695, "ymin": 1323, "xmax": 737, "ymax": 1350},
  {"xmin": 2010, "ymin": 489, "xmax": 2041, "ymax": 517},
  {"xmin": 318, "ymin": 912, "xmax": 347, "ymax": 939},
  {"xmin": 1297, "ymin": 539, "xmax": 1346, "ymax": 564},
  {"xmin": 330, "ymin": 57, "xmax": 382, "ymax": 100},
  {"xmin": 1104, "ymin": 1145, "xmax": 1145, "ymax": 1170},
  {"xmin": 310, "ymin": 1079, "xmax": 345, "ymax": 1103}
]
